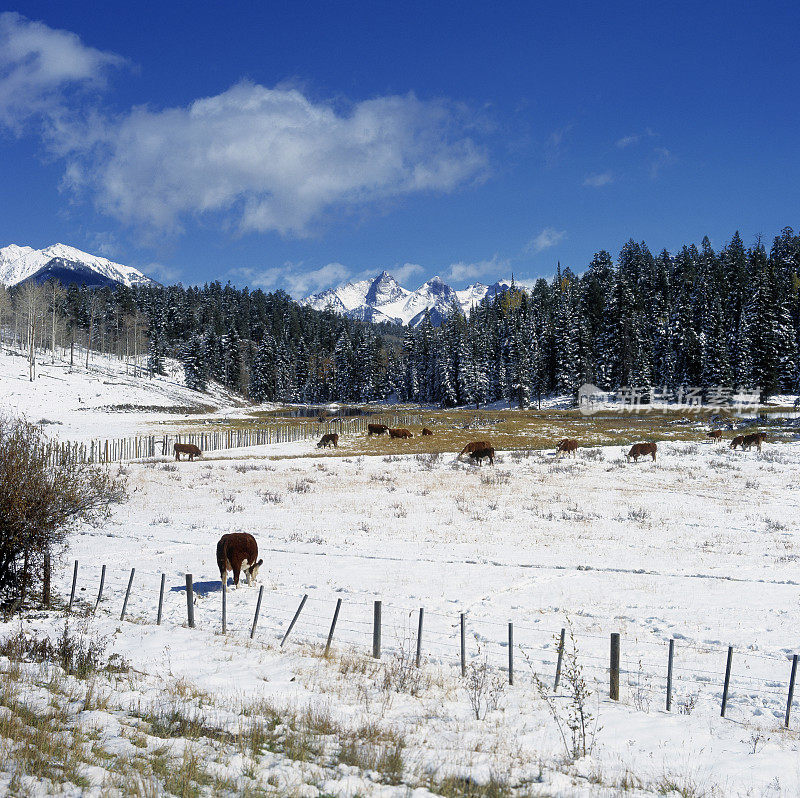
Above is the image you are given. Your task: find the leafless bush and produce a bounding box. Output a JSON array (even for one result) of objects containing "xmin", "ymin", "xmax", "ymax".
[
  {"xmin": 159, "ymin": 463, "xmax": 178, "ymax": 472},
  {"xmin": 579, "ymin": 448, "xmax": 604, "ymax": 461},
  {"xmin": 150, "ymin": 514, "xmax": 171, "ymax": 526},
  {"xmin": 0, "ymin": 415, "xmax": 126, "ymax": 603},
  {"xmin": 289, "ymin": 479, "xmax": 313, "ymax": 493},
  {"xmin": 233, "ymin": 463, "xmax": 262, "ymax": 473},
  {"xmin": 627, "ymin": 506, "xmax": 651, "ymax": 523},
  {"xmin": 463, "ymin": 643, "xmax": 506, "ymax": 720},
  {"xmin": 257, "ymin": 490, "xmax": 283, "ymax": 504},
  {"xmin": 415, "ymin": 452, "xmax": 441, "ymax": 470}
]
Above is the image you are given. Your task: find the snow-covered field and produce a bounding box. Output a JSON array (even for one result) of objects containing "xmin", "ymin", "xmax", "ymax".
[{"xmin": 2, "ymin": 435, "xmax": 798, "ymax": 796}]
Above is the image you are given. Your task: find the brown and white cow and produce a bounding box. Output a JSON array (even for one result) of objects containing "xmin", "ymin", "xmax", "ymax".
[
  {"xmin": 389, "ymin": 428, "xmax": 413, "ymax": 439},
  {"xmin": 556, "ymin": 439, "xmax": 579, "ymax": 458},
  {"xmin": 174, "ymin": 442, "xmax": 202, "ymax": 461},
  {"xmin": 216, "ymin": 533, "xmax": 263, "ymax": 589},
  {"xmin": 742, "ymin": 432, "xmax": 767, "ymax": 452},
  {"xmin": 626, "ymin": 442, "xmax": 657, "ymax": 462},
  {"xmin": 421, "ymin": 427, "xmax": 434, "ymax": 436},
  {"xmin": 368, "ymin": 423, "xmax": 390, "ymax": 436},
  {"xmin": 707, "ymin": 430, "xmax": 723, "ymax": 441},
  {"xmin": 317, "ymin": 433, "xmax": 339, "ymax": 448},
  {"xmin": 458, "ymin": 441, "xmax": 491, "ymax": 460},
  {"xmin": 469, "ymin": 446, "xmax": 495, "ymax": 466},
  {"xmin": 730, "ymin": 435, "xmax": 745, "ymax": 450}
]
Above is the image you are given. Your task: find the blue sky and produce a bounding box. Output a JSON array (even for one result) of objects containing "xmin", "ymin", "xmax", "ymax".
[{"xmin": 1, "ymin": 1, "xmax": 798, "ymax": 295}]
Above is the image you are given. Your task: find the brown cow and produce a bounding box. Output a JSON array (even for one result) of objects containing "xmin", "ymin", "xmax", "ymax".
[
  {"xmin": 626, "ymin": 442, "xmax": 657, "ymax": 462},
  {"xmin": 707, "ymin": 430, "xmax": 723, "ymax": 441},
  {"xmin": 458, "ymin": 440, "xmax": 491, "ymax": 460},
  {"xmin": 368, "ymin": 423, "xmax": 389, "ymax": 436},
  {"xmin": 556, "ymin": 439, "xmax": 579, "ymax": 458},
  {"xmin": 317, "ymin": 433, "xmax": 339, "ymax": 448},
  {"xmin": 742, "ymin": 432, "xmax": 767, "ymax": 452},
  {"xmin": 174, "ymin": 442, "xmax": 202, "ymax": 461},
  {"xmin": 730, "ymin": 435, "xmax": 745, "ymax": 450},
  {"xmin": 389, "ymin": 428, "xmax": 413, "ymax": 439},
  {"xmin": 216, "ymin": 533, "xmax": 263, "ymax": 589},
  {"xmin": 469, "ymin": 446, "xmax": 495, "ymax": 466},
  {"xmin": 421, "ymin": 427, "xmax": 434, "ymax": 436}
]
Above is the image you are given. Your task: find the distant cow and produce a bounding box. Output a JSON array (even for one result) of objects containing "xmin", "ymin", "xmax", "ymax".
[
  {"xmin": 389, "ymin": 428, "xmax": 413, "ymax": 439},
  {"xmin": 368, "ymin": 423, "xmax": 390, "ymax": 436},
  {"xmin": 730, "ymin": 435, "xmax": 745, "ymax": 450},
  {"xmin": 458, "ymin": 441, "xmax": 491, "ymax": 460},
  {"xmin": 707, "ymin": 430, "xmax": 723, "ymax": 441},
  {"xmin": 422, "ymin": 427, "xmax": 433, "ymax": 436},
  {"xmin": 317, "ymin": 433, "xmax": 339, "ymax": 448},
  {"xmin": 174, "ymin": 442, "xmax": 202, "ymax": 461},
  {"xmin": 216, "ymin": 533, "xmax": 263, "ymax": 589},
  {"xmin": 556, "ymin": 439, "xmax": 579, "ymax": 458},
  {"xmin": 742, "ymin": 432, "xmax": 767, "ymax": 452},
  {"xmin": 626, "ymin": 442, "xmax": 657, "ymax": 462},
  {"xmin": 469, "ymin": 446, "xmax": 495, "ymax": 466}
]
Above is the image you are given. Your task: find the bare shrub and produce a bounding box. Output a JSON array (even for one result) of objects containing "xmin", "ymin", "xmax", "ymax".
[
  {"xmin": 159, "ymin": 463, "xmax": 178, "ymax": 472},
  {"xmin": 415, "ymin": 452, "xmax": 441, "ymax": 470},
  {"xmin": 289, "ymin": 479, "xmax": 313, "ymax": 493},
  {"xmin": 0, "ymin": 416, "xmax": 126, "ymax": 603},
  {"xmin": 257, "ymin": 490, "xmax": 283, "ymax": 504},
  {"xmin": 579, "ymin": 448, "xmax": 604, "ymax": 461},
  {"xmin": 463, "ymin": 643, "xmax": 506, "ymax": 720}
]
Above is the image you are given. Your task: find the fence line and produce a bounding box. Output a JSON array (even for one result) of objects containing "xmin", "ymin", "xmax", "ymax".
[
  {"xmin": 41, "ymin": 413, "xmax": 433, "ymax": 467},
  {"xmin": 55, "ymin": 560, "xmax": 799, "ymax": 729}
]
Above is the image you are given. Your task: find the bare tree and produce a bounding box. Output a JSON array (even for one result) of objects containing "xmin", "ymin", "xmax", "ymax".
[
  {"xmin": 0, "ymin": 285, "xmax": 11, "ymax": 348},
  {"xmin": 16, "ymin": 282, "xmax": 47, "ymax": 381},
  {"xmin": 46, "ymin": 279, "xmax": 66, "ymax": 363}
]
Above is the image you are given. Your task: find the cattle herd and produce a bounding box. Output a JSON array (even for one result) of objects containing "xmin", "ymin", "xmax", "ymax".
[{"xmin": 199, "ymin": 423, "xmax": 770, "ymax": 591}]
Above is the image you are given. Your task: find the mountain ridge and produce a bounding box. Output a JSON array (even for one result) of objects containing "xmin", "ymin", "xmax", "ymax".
[
  {"xmin": 302, "ymin": 272, "xmax": 524, "ymax": 326},
  {"xmin": 0, "ymin": 243, "xmax": 154, "ymax": 289}
]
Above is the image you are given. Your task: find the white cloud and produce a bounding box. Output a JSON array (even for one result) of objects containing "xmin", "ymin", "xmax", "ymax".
[
  {"xmin": 447, "ymin": 254, "xmax": 509, "ymax": 283},
  {"xmin": 63, "ymin": 82, "xmax": 487, "ymax": 237},
  {"xmin": 0, "ymin": 12, "xmax": 124, "ymax": 131},
  {"xmin": 390, "ymin": 263, "xmax": 424, "ymax": 284},
  {"xmin": 527, "ymin": 227, "xmax": 566, "ymax": 254},
  {"xmin": 616, "ymin": 134, "xmax": 640, "ymax": 148},
  {"xmin": 649, "ymin": 146, "xmax": 676, "ymax": 178},
  {"xmin": 583, "ymin": 171, "xmax": 613, "ymax": 187},
  {"xmin": 231, "ymin": 261, "xmax": 350, "ymax": 297},
  {"xmin": 142, "ymin": 262, "xmax": 182, "ymax": 284}
]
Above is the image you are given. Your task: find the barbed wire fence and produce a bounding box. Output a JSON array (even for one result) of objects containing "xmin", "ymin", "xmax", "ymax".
[{"xmin": 57, "ymin": 559, "xmax": 799, "ymax": 730}]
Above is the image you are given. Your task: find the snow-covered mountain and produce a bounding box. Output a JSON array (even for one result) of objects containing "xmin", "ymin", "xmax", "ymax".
[
  {"xmin": 0, "ymin": 243, "xmax": 154, "ymax": 289},
  {"xmin": 301, "ymin": 271, "xmax": 520, "ymax": 326}
]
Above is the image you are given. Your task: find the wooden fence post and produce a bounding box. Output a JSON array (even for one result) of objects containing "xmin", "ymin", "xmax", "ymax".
[
  {"xmin": 610, "ymin": 633, "xmax": 621, "ymax": 700},
  {"xmin": 43, "ymin": 552, "xmax": 51, "ymax": 608},
  {"xmin": 94, "ymin": 564, "xmax": 106, "ymax": 612},
  {"xmin": 281, "ymin": 594, "xmax": 308, "ymax": 647},
  {"xmin": 721, "ymin": 646, "xmax": 733, "ymax": 717},
  {"xmin": 250, "ymin": 585, "xmax": 264, "ymax": 639},
  {"xmin": 186, "ymin": 574, "xmax": 195, "ymax": 628},
  {"xmin": 786, "ymin": 654, "xmax": 798, "ymax": 728},
  {"xmin": 554, "ymin": 627, "xmax": 566, "ymax": 691},
  {"xmin": 666, "ymin": 638, "xmax": 674, "ymax": 711},
  {"xmin": 508, "ymin": 622, "xmax": 514, "ymax": 685},
  {"xmin": 416, "ymin": 608, "xmax": 424, "ymax": 668},
  {"xmin": 325, "ymin": 598, "xmax": 342, "ymax": 654},
  {"xmin": 373, "ymin": 601, "xmax": 382, "ymax": 658},
  {"xmin": 120, "ymin": 568, "xmax": 135, "ymax": 621},
  {"xmin": 157, "ymin": 574, "xmax": 165, "ymax": 625},
  {"xmin": 221, "ymin": 584, "xmax": 227, "ymax": 634},
  {"xmin": 68, "ymin": 560, "xmax": 78, "ymax": 612},
  {"xmin": 460, "ymin": 613, "xmax": 466, "ymax": 677}
]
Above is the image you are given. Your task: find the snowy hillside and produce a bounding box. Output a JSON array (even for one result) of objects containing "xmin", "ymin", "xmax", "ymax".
[
  {"xmin": 302, "ymin": 271, "xmax": 527, "ymax": 326},
  {"xmin": 0, "ymin": 243, "xmax": 154, "ymax": 289}
]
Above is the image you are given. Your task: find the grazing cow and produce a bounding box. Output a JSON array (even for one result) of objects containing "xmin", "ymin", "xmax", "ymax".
[
  {"xmin": 421, "ymin": 427, "xmax": 434, "ymax": 436},
  {"xmin": 626, "ymin": 442, "xmax": 657, "ymax": 462},
  {"xmin": 707, "ymin": 430, "xmax": 723, "ymax": 441},
  {"xmin": 368, "ymin": 423, "xmax": 390, "ymax": 436},
  {"xmin": 730, "ymin": 435, "xmax": 745, "ymax": 450},
  {"xmin": 216, "ymin": 533, "xmax": 263, "ymax": 589},
  {"xmin": 742, "ymin": 432, "xmax": 767, "ymax": 452},
  {"xmin": 174, "ymin": 442, "xmax": 202, "ymax": 461},
  {"xmin": 317, "ymin": 433, "xmax": 339, "ymax": 448},
  {"xmin": 458, "ymin": 441, "xmax": 491, "ymax": 460},
  {"xmin": 469, "ymin": 446, "xmax": 495, "ymax": 466},
  {"xmin": 389, "ymin": 428, "xmax": 413, "ymax": 439},
  {"xmin": 556, "ymin": 439, "xmax": 579, "ymax": 458}
]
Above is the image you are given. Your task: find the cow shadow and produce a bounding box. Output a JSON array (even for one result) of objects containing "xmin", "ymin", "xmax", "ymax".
[{"xmin": 170, "ymin": 579, "xmax": 223, "ymax": 595}]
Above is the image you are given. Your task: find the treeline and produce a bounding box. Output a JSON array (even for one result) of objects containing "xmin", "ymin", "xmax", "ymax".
[{"xmin": 2, "ymin": 226, "xmax": 798, "ymax": 403}]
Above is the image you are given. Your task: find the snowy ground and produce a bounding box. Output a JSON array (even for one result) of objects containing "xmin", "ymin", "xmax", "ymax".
[{"xmin": 3, "ymin": 436, "xmax": 799, "ymax": 795}]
